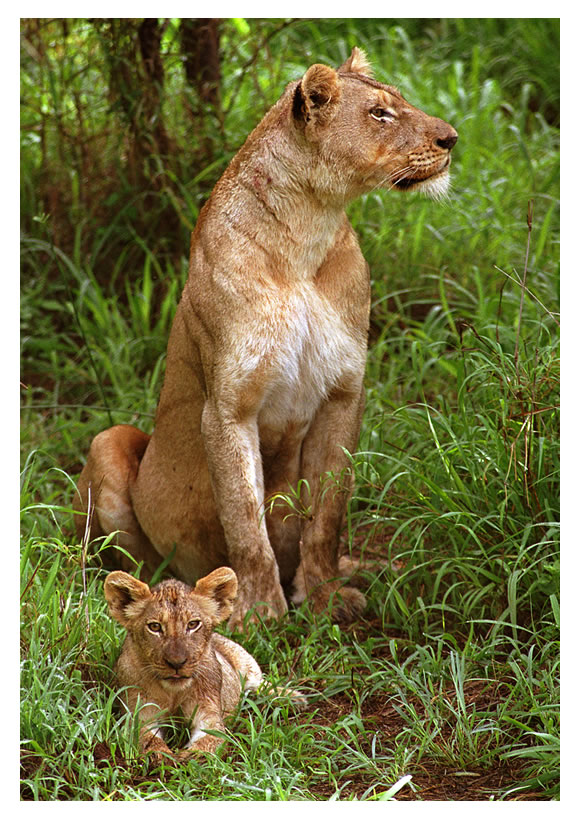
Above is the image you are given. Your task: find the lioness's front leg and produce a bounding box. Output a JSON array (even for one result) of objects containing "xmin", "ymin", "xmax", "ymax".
[
  {"xmin": 293, "ymin": 385, "xmax": 366, "ymax": 621},
  {"xmin": 201, "ymin": 400, "xmax": 288, "ymax": 628}
]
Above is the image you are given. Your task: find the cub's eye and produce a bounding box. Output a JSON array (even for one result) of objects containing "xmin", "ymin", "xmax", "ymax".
[
  {"xmin": 147, "ymin": 621, "xmax": 162, "ymax": 634},
  {"xmin": 187, "ymin": 619, "xmax": 202, "ymax": 633},
  {"xmin": 370, "ymin": 107, "xmax": 396, "ymax": 122}
]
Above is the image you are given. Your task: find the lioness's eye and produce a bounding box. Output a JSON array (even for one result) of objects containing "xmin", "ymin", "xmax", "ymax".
[
  {"xmin": 187, "ymin": 619, "xmax": 202, "ymax": 632},
  {"xmin": 147, "ymin": 621, "xmax": 162, "ymax": 633},
  {"xmin": 370, "ymin": 107, "xmax": 396, "ymax": 122}
]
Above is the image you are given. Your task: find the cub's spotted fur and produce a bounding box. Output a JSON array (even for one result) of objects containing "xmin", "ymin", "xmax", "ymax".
[{"xmin": 105, "ymin": 567, "xmax": 305, "ymax": 762}]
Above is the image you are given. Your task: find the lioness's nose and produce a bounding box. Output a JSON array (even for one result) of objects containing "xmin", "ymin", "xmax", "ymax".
[
  {"xmin": 436, "ymin": 133, "xmax": 458, "ymax": 150},
  {"xmin": 434, "ymin": 126, "xmax": 458, "ymax": 151}
]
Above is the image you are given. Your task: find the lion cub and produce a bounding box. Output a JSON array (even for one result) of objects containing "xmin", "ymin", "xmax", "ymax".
[{"xmin": 104, "ymin": 566, "xmax": 298, "ymax": 762}]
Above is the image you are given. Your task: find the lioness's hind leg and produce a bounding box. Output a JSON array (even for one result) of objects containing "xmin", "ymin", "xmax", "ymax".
[{"xmin": 74, "ymin": 424, "xmax": 162, "ymax": 578}]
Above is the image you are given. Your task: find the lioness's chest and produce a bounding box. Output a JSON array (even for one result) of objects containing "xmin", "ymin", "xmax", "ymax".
[{"xmin": 254, "ymin": 286, "xmax": 366, "ymax": 432}]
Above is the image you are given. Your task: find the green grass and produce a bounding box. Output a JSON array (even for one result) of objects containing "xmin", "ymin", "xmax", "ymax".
[{"xmin": 20, "ymin": 19, "xmax": 559, "ymax": 801}]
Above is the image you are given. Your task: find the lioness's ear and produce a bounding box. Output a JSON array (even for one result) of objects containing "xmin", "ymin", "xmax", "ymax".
[
  {"xmin": 338, "ymin": 46, "xmax": 373, "ymax": 77},
  {"xmin": 104, "ymin": 571, "xmax": 152, "ymax": 627},
  {"xmin": 194, "ymin": 566, "xmax": 238, "ymax": 624},
  {"xmin": 293, "ymin": 63, "xmax": 340, "ymax": 128}
]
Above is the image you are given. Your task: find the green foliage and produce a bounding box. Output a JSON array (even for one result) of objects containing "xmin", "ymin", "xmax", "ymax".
[{"xmin": 21, "ymin": 18, "xmax": 559, "ymax": 801}]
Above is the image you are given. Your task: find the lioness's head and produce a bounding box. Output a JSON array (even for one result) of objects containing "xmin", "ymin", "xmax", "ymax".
[
  {"xmin": 291, "ymin": 47, "xmax": 457, "ymax": 201},
  {"xmin": 104, "ymin": 567, "xmax": 238, "ymax": 688}
]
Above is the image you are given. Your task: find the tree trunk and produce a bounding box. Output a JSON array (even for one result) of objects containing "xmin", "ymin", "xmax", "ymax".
[
  {"xmin": 180, "ymin": 18, "xmax": 223, "ymax": 161},
  {"xmin": 181, "ymin": 18, "xmax": 221, "ymax": 107},
  {"xmin": 137, "ymin": 18, "xmax": 171, "ymax": 158}
]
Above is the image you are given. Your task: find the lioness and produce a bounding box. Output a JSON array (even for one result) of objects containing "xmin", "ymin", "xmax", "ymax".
[
  {"xmin": 105, "ymin": 566, "xmax": 302, "ymax": 761},
  {"xmin": 76, "ymin": 48, "xmax": 457, "ymax": 628}
]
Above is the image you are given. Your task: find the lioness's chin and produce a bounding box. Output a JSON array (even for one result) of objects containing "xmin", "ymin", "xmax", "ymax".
[
  {"xmin": 396, "ymin": 169, "xmax": 451, "ymax": 200},
  {"xmin": 416, "ymin": 171, "xmax": 451, "ymax": 199}
]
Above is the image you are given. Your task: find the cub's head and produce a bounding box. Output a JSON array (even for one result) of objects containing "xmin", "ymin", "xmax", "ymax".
[
  {"xmin": 292, "ymin": 47, "xmax": 458, "ymax": 201},
  {"xmin": 104, "ymin": 567, "xmax": 238, "ymax": 688}
]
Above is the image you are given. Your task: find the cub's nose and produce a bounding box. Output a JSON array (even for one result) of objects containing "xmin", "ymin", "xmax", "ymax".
[{"xmin": 164, "ymin": 655, "xmax": 187, "ymax": 672}]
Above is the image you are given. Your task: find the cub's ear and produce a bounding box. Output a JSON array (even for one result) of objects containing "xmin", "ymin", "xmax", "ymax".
[
  {"xmin": 193, "ymin": 567, "xmax": 238, "ymax": 624},
  {"xmin": 104, "ymin": 571, "xmax": 152, "ymax": 627},
  {"xmin": 338, "ymin": 46, "xmax": 373, "ymax": 77},
  {"xmin": 293, "ymin": 63, "xmax": 340, "ymax": 129}
]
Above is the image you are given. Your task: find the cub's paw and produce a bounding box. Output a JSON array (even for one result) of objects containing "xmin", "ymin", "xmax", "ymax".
[
  {"xmin": 142, "ymin": 734, "xmax": 177, "ymax": 768},
  {"xmin": 259, "ymin": 681, "xmax": 309, "ymax": 710},
  {"xmin": 144, "ymin": 747, "xmax": 177, "ymax": 769},
  {"xmin": 175, "ymin": 747, "xmax": 196, "ymax": 763}
]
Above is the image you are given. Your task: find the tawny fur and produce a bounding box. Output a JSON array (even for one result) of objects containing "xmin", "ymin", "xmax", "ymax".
[
  {"xmin": 105, "ymin": 567, "xmax": 305, "ymax": 763},
  {"xmin": 77, "ymin": 48, "xmax": 457, "ymax": 629}
]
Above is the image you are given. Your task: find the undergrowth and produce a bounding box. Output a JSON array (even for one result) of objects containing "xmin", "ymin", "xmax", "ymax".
[{"xmin": 20, "ymin": 18, "xmax": 559, "ymax": 801}]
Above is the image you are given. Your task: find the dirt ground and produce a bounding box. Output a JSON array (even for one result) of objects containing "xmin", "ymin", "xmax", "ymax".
[
  {"xmin": 21, "ymin": 528, "xmax": 551, "ymax": 800},
  {"xmin": 21, "ymin": 673, "xmax": 546, "ymax": 802},
  {"xmin": 306, "ymin": 691, "xmax": 540, "ymax": 801}
]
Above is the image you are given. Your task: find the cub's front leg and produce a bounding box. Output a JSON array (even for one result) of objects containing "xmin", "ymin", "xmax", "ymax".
[
  {"xmin": 176, "ymin": 730, "xmax": 222, "ymax": 759},
  {"xmin": 133, "ymin": 703, "xmax": 176, "ymax": 766},
  {"xmin": 176, "ymin": 703, "xmax": 228, "ymax": 760},
  {"xmin": 200, "ymin": 400, "xmax": 288, "ymax": 628}
]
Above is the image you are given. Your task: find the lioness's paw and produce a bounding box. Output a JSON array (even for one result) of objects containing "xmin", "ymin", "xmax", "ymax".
[
  {"xmin": 228, "ymin": 591, "xmax": 288, "ymax": 631},
  {"xmin": 310, "ymin": 583, "xmax": 366, "ymax": 623},
  {"xmin": 331, "ymin": 585, "xmax": 367, "ymax": 623}
]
